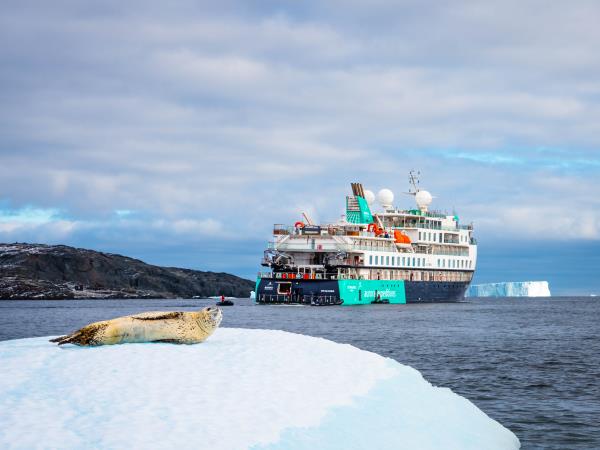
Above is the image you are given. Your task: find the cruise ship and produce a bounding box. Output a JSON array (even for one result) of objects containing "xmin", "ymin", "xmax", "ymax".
[{"xmin": 255, "ymin": 174, "xmax": 477, "ymax": 305}]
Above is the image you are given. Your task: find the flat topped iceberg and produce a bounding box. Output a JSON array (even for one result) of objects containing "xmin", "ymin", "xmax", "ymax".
[
  {"xmin": 0, "ymin": 329, "xmax": 519, "ymax": 450},
  {"xmin": 467, "ymin": 281, "xmax": 551, "ymax": 297}
]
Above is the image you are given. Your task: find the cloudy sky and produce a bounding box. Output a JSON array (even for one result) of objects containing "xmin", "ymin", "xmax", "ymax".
[{"xmin": 1, "ymin": 1, "xmax": 599, "ymax": 294}]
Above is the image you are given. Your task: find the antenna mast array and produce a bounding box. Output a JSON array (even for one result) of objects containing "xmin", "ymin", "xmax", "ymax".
[
  {"xmin": 408, "ymin": 170, "xmax": 420, "ymax": 194},
  {"xmin": 407, "ymin": 170, "xmax": 433, "ymax": 212}
]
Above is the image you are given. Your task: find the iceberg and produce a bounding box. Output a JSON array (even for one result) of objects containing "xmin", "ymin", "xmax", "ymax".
[
  {"xmin": 467, "ymin": 281, "xmax": 551, "ymax": 297},
  {"xmin": 0, "ymin": 330, "xmax": 519, "ymax": 450}
]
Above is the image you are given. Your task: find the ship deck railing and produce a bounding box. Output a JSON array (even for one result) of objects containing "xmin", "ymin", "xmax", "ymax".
[
  {"xmin": 273, "ymin": 223, "xmax": 472, "ymax": 237},
  {"xmin": 267, "ymin": 240, "xmax": 470, "ymax": 254}
]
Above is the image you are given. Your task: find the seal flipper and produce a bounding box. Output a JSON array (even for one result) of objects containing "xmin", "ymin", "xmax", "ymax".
[
  {"xmin": 51, "ymin": 331, "xmax": 86, "ymax": 346},
  {"xmin": 50, "ymin": 322, "xmax": 109, "ymax": 346}
]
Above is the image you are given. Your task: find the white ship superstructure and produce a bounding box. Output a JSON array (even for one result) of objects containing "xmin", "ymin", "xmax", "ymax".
[{"xmin": 256, "ymin": 175, "xmax": 477, "ymax": 305}]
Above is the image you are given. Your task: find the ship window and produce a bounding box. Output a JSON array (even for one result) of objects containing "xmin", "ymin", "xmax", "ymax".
[
  {"xmin": 375, "ymin": 255, "xmax": 379, "ymax": 265},
  {"xmin": 412, "ymin": 257, "xmax": 416, "ymax": 266},
  {"xmin": 439, "ymin": 234, "xmax": 443, "ymax": 243},
  {"xmin": 369, "ymin": 255, "xmax": 373, "ymax": 265},
  {"xmin": 386, "ymin": 256, "xmax": 390, "ymax": 265},
  {"xmin": 402, "ymin": 257, "xmax": 405, "ymax": 266},
  {"xmin": 397, "ymin": 257, "xmax": 400, "ymax": 266},
  {"xmin": 277, "ymin": 283, "xmax": 292, "ymax": 294},
  {"xmin": 419, "ymin": 231, "xmax": 422, "ymax": 240}
]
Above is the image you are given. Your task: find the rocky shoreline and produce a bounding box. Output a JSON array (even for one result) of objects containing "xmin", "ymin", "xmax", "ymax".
[{"xmin": 0, "ymin": 243, "xmax": 254, "ymax": 300}]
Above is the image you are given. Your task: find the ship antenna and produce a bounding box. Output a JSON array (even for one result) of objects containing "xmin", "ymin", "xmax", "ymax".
[{"xmin": 408, "ymin": 170, "xmax": 421, "ymax": 195}]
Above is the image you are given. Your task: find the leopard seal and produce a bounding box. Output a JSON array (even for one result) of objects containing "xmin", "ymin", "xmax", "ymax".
[{"xmin": 50, "ymin": 307, "xmax": 222, "ymax": 346}]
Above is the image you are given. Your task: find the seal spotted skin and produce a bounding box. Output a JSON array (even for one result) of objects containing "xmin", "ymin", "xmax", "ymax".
[{"xmin": 50, "ymin": 307, "xmax": 223, "ymax": 346}]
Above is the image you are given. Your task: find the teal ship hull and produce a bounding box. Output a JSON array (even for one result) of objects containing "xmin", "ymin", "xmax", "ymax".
[{"xmin": 255, "ymin": 278, "xmax": 469, "ymax": 305}]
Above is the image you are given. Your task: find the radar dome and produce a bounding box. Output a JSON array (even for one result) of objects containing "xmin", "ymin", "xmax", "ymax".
[
  {"xmin": 377, "ymin": 189, "xmax": 394, "ymax": 208},
  {"xmin": 364, "ymin": 190, "xmax": 375, "ymax": 205},
  {"xmin": 415, "ymin": 190, "xmax": 433, "ymax": 211}
]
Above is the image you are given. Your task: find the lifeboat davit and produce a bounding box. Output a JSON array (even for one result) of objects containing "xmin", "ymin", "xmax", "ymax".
[{"xmin": 367, "ymin": 223, "xmax": 385, "ymax": 236}]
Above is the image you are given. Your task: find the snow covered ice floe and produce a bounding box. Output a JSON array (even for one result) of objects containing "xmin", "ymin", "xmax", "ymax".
[
  {"xmin": 466, "ymin": 281, "xmax": 551, "ymax": 297},
  {"xmin": 0, "ymin": 329, "xmax": 519, "ymax": 450}
]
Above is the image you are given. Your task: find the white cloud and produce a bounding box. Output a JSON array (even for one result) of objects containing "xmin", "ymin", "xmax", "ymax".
[{"xmin": 1, "ymin": 0, "xmax": 600, "ymax": 259}]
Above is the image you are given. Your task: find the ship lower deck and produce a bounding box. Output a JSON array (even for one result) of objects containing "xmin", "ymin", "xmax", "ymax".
[{"xmin": 255, "ymin": 278, "xmax": 470, "ymax": 305}]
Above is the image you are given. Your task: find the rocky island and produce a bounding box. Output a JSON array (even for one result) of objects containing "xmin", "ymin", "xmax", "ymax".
[{"xmin": 0, "ymin": 243, "xmax": 254, "ymax": 300}]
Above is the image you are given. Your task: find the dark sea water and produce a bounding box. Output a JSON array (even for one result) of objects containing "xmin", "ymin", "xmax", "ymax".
[{"xmin": 1, "ymin": 297, "xmax": 598, "ymax": 449}]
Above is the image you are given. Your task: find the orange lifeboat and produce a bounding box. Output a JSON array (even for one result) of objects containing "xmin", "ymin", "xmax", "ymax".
[
  {"xmin": 294, "ymin": 221, "xmax": 305, "ymax": 228},
  {"xmin": 394, "ymin": 230, "xmax": 412, "ymax": 244}
]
